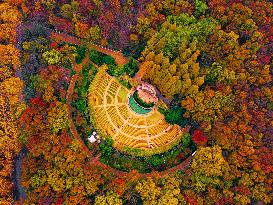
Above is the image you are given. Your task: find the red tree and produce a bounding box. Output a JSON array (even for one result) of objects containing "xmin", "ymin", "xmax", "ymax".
[{"xmin": 192, "ymin": 130, "xmax": 208, "ymax": 146}]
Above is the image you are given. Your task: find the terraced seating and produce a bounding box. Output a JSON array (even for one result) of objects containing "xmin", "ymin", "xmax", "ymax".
[{"xmin": 88, "ymin": 69, "xmax": 182, "ymax": 155}]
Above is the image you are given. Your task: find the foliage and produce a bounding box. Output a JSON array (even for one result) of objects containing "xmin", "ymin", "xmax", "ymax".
[
  {"xmin": 191, "ymin": 146, "xmax": 233, "ymax": 192},
  {"xmin": 47, "ymin": 101, "xmax": 69, "ymax": 134},
  {"xmin": 75, "ymin": 21, "xmax": 90, "ymax": 39},
  {"xmin": 0, "ymin": 2, "xmax": 21, "ymax": 23},
  {"xmin": 160, "ymin": 106, "xmax": 188, "ymax": 127},
  {"xmin": 135, "ymin": 175, "xmax": 187, "ymax": 205},
  {"xmin": 123, "ymin": 58, "xmax": 139, "ymax": 77},
  {"xmin": 11, "ymin": 0, "xmax": 273, "ymax": 204},
  {"xmin": 205, "ymin": 62, "xmax": 236, "ymax": 85},
  {"xmin": 75, "ymin": 46, "xmax": 87, "ymax": 64},
  {"xmin": 192, "ymin": 129, "xmax": 207, "ymax": 146},
  {"xmin": 101, "ymin": 133, "xmax": 194, "ymax": 173},
  {"xmin": 100, "ymin": 137, "xmax": 114, "ymax": 157},
  {"xmin": 22, "ymin": 132, "xmax": 105, "ymax": 204},
  {"xmin": 42, "ymin": 49, "xmax": 63, "ymax": 65},
  {"xmin": 182, "ymin": 89, "xmax": 235, "ymax": 131},
  {"xmin": 135, "ymin": 0, "xmax": 194, "ymax": 39},
  {"xmin": 139, "ymin": 13, "xmax": 217, "ymax": 98},
  {"xmin": 89, "ymin": 25, "xmax": 101, "ymax": 42},
  {"xmin": 0, "ymin": 2, "xmax": 23, "ymax": 203},
  {"xmin": 94, "ymin": 191, "xmax": 123, "ymax": 205},
  {"xmin": 0, "ymin": 23, "xmax": 17, "ymax": 44},
  {"xmin": 194, "ymin": 0, "xmax": 208, "ymax": 17},
  {"xmin": 107, "ymin": 65, "xmax": 124, "ymax": 77},
  {"xmin": 0, "ymin": 44, "xmax": 20, "ymax": 68},
  {"xmin": 72, "ymin": 63, "xmax": 97, "ymax": 142},
  {"xmin": 89, "ymin": 48, "xmax": 104, "ymax": 66}
]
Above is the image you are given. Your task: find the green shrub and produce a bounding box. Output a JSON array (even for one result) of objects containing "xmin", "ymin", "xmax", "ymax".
[
  {"xmin": 124, "ymin": 58, "xmax": 139, "ymax": 77},
  {"xmin": 89, "ymin": 49, "xmax": 104, "ymax": 65},
  {"xmin": 146, "ymin": 155, "xmax": 164, "ymax": 167},
  {"xmin": 107, "ymin": 65, "xmax": 125, "ymax": 77},
  {"xmin": 102, "ymin": 55, "xmax": 116, "ymax": 66},
  {"xmin": 75, "ymin": 46, "xmax": 87, "ymax": 64},
  {"xmin": 100, "ymin": 137, "xmax": 114, "ymax": 157},
  {"xmin": 161, "ymin": 106, "xmax": 188, "ymax": 127},
  {"xmin": 118, "ymin": 79, "xmax": 132, "ymax": 89}
]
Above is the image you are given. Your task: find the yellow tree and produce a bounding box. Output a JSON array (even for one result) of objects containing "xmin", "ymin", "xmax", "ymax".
[
  {"xmin": 135, "ymin": 175, "xmax": 187, "ymax": 205},
  {"xmin": 0, "ymin": 24, "xmax": 17, "ymax": 43},
  {"xmin": 191, "ymin": 146, "xmax": 234, "ymax": 192},
  {"xmin": 0, "ymin": 3, "xmax": 21, "ymax": 23},
  {"xmin": 94, "ymin": 191, "xmax": 123, "ymax": 205},
  {"xmin": 47, "ymin": 101, "xmax": 69, "ymax": 133},
  {"xmin": 135, "ymin": 177, "xmax": 161, "ymax": 204},
  {"xmin": 0, "ymin": 45, "xmax": 20, "ymax": 69}
]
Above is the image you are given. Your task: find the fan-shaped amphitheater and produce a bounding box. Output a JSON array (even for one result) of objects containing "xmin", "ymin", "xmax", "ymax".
[{"xmin": 88, "ymin": 66, "xmax": 184, "ymax": 156}]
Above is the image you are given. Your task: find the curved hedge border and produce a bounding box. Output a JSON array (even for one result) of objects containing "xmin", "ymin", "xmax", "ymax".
[
  {"xmin": 128, "ymin": 95, "xmax": 152, "ymax": 115},
  {"xmin": 99, "ymin": 132, "xmax": 195, "ymax": 173},
  {"xmin": 133, "ymin": 90, "xmax": 155, "ymax": 108},
  {"xmin": 121, "ymin": 131, "xmax": 189, "ymax": 157}
]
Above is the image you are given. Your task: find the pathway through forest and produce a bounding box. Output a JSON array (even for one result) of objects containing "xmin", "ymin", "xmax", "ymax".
[
  {"xmin": 65, "ymin": 52, "xmax": 194, "ymax": 179},
  {"xmin": 51, "ymin": 31, "xmax": 129, "ymax": 65},
  {"xmin": 14, "ymin": 147, "xmax": 27, "ymax": 202}
]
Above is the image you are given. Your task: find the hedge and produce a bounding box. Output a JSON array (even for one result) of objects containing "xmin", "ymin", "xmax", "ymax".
[{"xmin": 133, "ymin": 90, "xmax": 155, "ymax": 108}]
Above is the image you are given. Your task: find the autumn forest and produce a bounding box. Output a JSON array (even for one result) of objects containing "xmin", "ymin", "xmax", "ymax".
[{"xmin": 0, "ymin": 0, "xmax": 272, "ymax": 204}]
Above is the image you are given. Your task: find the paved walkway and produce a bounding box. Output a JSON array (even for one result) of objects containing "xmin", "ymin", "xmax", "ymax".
[{"xmin": 55, "ymin": 32, "xmax": 193, "ymax": 179}]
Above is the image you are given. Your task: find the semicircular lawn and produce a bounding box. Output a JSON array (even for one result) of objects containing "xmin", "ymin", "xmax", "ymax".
[{"xmin": 88, "ymin": 65, "xmax": 183, "ymax": 156}]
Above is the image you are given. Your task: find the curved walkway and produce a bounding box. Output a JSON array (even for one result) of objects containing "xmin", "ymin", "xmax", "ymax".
[
  {"xmin": 59, "ymin": 35, "xmax": 193, "ymax": 179},
  {"xmin": 65, "ymin": 57, "xmax": 193, "ymax": 179}
]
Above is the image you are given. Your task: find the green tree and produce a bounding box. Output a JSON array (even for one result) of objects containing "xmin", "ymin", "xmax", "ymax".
[
  {"xmin": 100, "ymin": 137, "xmax": 114, "ymax": 157},
  {"xmin": 89, "ymin": 49, "xmax": 103, "ymax": 65},
  {"xmin": 162, "ymin": 106, "xmax": 187, "ymax": 127},
  {"xmin": 124, "ymin": 58, "xmax": 139, "ymax": 77},
  {"xmin": 194, "ymin": 0, "xmax": 208, "ymax": 17}
]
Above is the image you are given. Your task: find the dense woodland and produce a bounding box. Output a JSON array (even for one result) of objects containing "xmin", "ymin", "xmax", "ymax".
[{"xmin": 0, "ymin": 0, "xmax": 272, "ymax": 204}]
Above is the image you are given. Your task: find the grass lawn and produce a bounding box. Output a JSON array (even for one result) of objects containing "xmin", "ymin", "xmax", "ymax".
[{"xmin": 118, "ymin": 87, "xmax": 128, "ymax": 103}]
